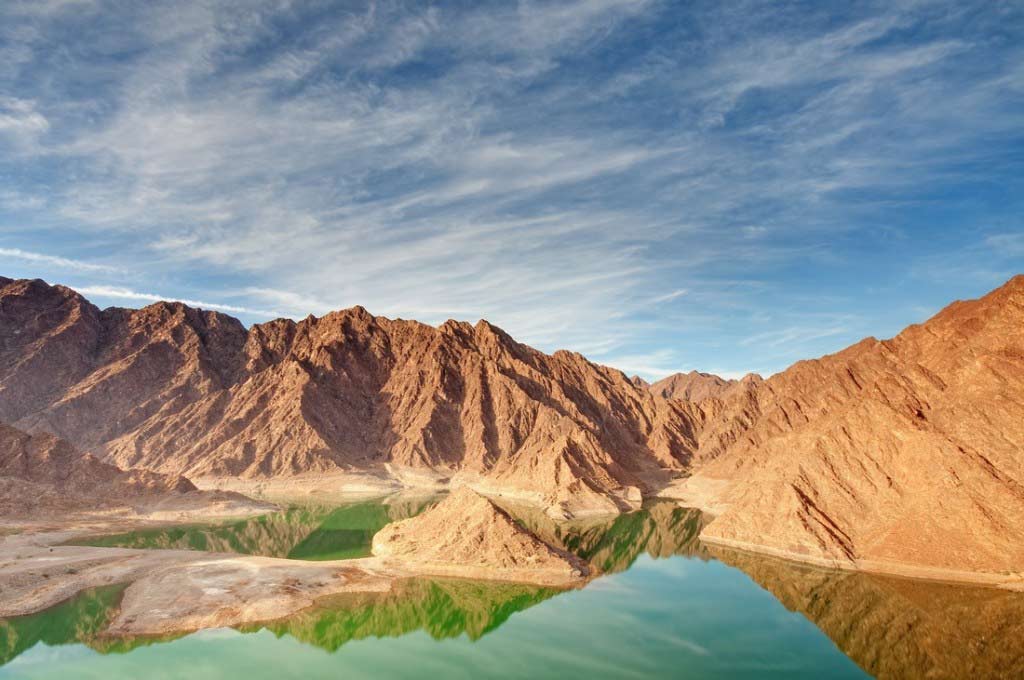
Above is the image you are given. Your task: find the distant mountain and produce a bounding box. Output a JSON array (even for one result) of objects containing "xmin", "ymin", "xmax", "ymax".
[
  {"xmin": 0, "ymin": 277, "xmax": 704, "ymax": 518},
  {"xmin": 669, "ymin": 275, "xmax": 1024, "ymax": 582},
  {"xmin": 648, "ymin": 370, "xmax": 762, "ymax": 402}
]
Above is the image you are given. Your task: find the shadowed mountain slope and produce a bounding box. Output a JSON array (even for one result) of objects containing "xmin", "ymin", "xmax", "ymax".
[{"xmin": 0, "ymin": 278, "xmax": 706, "ymax": 517}]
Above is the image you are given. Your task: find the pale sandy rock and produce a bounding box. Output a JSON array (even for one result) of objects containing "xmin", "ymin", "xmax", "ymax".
[
  {"xmin": 107, "ymin": 556, "xmax": 393, "ymax": 636},
  {"xmin": 372, "ymin": 487, "xmax": 588, "ymax": 585}
]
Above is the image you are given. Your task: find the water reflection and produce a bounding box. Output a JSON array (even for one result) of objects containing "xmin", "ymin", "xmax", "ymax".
[
  {"xmin": 710, "ymin": 546, "xmax": 1024, "ymax": 679},
  {"xmin": 240, "ymin": 579, "xmax": 560, "ymax": 650},
  {"xmin": 526, "ymin": 500, "xmax": 710, "ymax": 573},
  {"xmin": 6, "ymin": 500, "xmax": 1024, "ymax": 678},
  {"xmin": 70, "ymin": 497, "xmax": 437, "ymax": 561},
  {"xmin": 0, "ymin": 586, "xmax": 124, "ymax": 666}
]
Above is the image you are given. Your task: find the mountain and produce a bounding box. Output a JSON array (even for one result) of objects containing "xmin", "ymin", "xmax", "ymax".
[
  {"xmin": 650, "ymin": 370, "xmax": 735, "ymax": 401},
  {"xmin": 0, "ymin": 423, "xmax": 199, "ymax": 516},
  {"xmin": 668, "ymin": 275, "xmax": 1024, "ymax": 582},
  {"xmin": 629, "ymin": 375, "xmax": 649, "ymax": 389},
  {"xmin": 0, "ymin": 277, "xmax": 704, "ymax": 518},
  {"xmin": 648, "ymin": 370, "xmax": 764, "ymax": 403},
  {"xmin": 5, "ymin": 274, "xmax": 1023, "ymax": 581}
]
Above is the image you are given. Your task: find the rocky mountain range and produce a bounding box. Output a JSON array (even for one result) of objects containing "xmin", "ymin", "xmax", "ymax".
[
  {"xmin": 0, "ymin": 276, "xmax": 705, "ymax": 518},
  {"xmin": 0, "ymin": 423, "xmax": 257, "ymax": 518},
  {"xmin": 2, "ymin": 274, "xmax": 1023, "ymax": 582}
]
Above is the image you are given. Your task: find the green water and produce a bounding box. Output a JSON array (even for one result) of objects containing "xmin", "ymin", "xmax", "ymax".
[
  {"xmin": 7, "ymin": 500, "xmax": 1024, "ymax": 679},
  {"xmin": 68, "ymin": 497, "xmax": 437, "ymax": 561}
]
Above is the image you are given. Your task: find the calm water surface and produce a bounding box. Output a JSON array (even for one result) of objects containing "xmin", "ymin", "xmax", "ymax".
[{"xmin": 4, "ymin": 499, "xmax": 1023, "ymax": 679}]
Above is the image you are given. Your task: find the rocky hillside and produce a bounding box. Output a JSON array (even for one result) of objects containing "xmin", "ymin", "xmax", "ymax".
[
  {"xmin": 5, "ymin": 274, "xmax": 1024, "ymax": 579},
  {"xmin": 648, "ymin": 370, "xmax": 761, "ymax": 402},
  {"xmin": 372, "ymin": 487, "xmax": 587, "ymax": 585},
  {"xmin": 0, "ymin": 277, "xmax": 704, "ymax": 517},
  {"xmin": 0, "ymin": 423, "xmax": 196, "ymax": 515},
  {"xmin": 668, "ymin": 275, "xmax": 1024, "ymax": 582}
]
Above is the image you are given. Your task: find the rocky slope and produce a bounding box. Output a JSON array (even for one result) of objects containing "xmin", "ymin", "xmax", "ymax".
[
  {"xmin": 668, "ymin": 275, "xmax": 1024, "ymax": 582},
  {"xmin": 0, "ymin": 423, "xmax": 197, "ymax": 516},
  {"xmin": 0, "ymin": 277, "xmax": 703, "ymax": 517},
  {"xmin": 650, "ymin": 370, "xmax": 742, "ymax": 402},
  {"xmin": 0, "ymin": 421, "xmax": 260, "ymax": 518},
  {"xmin": 4, "ymin": 273, "xmax": 1024, "ymax": 581},
  {"xmin": 373, "ymin": 487, "xmax": 587, "ymax": 585}
]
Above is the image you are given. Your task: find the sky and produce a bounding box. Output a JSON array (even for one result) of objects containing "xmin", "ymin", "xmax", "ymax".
[{"xmin": 0, "ymin": 0, "xmax": 1022, "ymax": 380}]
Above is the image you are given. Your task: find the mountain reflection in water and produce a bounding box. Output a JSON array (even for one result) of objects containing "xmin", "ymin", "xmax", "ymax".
[
  {"xmin": 70, "ymin": 496, "xmax": 438, "ymax": 560},
  {"xmin": 709, "ymin": 546, "xmax": 1024, "ymax": 679},
  {"xmin": 4, "ymin": 499, "xmax": 1023, "ymax": 679}
]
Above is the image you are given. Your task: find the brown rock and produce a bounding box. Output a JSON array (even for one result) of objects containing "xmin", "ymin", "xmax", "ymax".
[
  {"xmin": 372, "ymin": 487, "xmax": 587, "ymax": 585},
  {"xmin": 674, "ymin": 275, "xmax": 1024, "ymax": 582},
  {"xmin": 0, "ymin": 423, "xmax": 194, "ymax": 514},
  {"xmin": 650, "ymin": 370, "xmax": 739, "ymax": 402},
  {"xmin": 0, "ymin": 422, "xmax": 271, "ymax": 520},
  {"xmin": 0, "ymin": 278, "xmax": 703, "ymax": 517}
]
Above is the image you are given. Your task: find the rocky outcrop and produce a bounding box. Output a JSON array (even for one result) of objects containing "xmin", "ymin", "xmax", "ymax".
[
  {"xmin": 372, "ymin": 487, "xmax": 587, "ymax": 585},
  {"xmin": 0, "ymin": 278, "xmax": 701, "ymax": 517},
  {"xmin": 668, "ymin": 275, "xmax": 1024, "ymax": 582},
  {"xmin": 0, "ymin": 423, "xmax": 195, "ymax": 515},
  {"xmin": 649, "ymin": 370, "xmax": 759, "ymax": 402},
  {"xmin": 0, "ymin": 423, "xmax": 267, "ymax": 518}
]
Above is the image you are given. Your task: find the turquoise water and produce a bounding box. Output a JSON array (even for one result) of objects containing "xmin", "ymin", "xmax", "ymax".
[{"xmin": 5, "ymin": 500, "xmax": 1023, "ymax": 679}]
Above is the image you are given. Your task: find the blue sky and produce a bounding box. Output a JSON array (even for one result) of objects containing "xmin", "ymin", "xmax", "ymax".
[{"xmin": 0, "ymin": 0, "xmax": 1021, "ymax": 379}]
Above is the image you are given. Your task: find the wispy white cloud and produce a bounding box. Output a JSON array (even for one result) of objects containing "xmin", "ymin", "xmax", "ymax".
[
  {"xmin": 0, "ymin": 247, "xmax": 116, "ymax": 272},
  {"xmin": 0, "ymin": 0, "xmax": 1020, "ymax": 376},
  {"xmin": 985, "ymin": 233, "xmax": 1024, "ymax": 257},
  {"xmin": 649, "ymin": 289, "xmax": 688, "ymax": 305},
  {"xmin": 75, "ymin": 285, "xmax": 283, "ymax": 317}
]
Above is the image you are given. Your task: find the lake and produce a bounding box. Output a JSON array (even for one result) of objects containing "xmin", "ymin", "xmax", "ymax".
[{"xmin": 3, "ymin": 499, "xmax": 1022, "ymax": 679}]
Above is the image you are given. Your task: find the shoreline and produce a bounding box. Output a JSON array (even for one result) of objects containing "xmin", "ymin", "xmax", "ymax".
[
  {"xmin": 700, "ymin": 534, "xmax": 1024, "ymax": 591},
  {"xmin": 190, "ymin": 469, "xmax": 636, "ymax": 520},
  {"xmin": 0, "ymin": 510, "xmax": 586, "ymax": 634}
]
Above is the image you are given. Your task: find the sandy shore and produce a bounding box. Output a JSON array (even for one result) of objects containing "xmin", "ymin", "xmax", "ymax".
[
  {"xmin": 191, "ymin": 467, "xmax": 637, "ymax": 520},
  {"xmin": 0, "ymin": 511, "xmax": 586, "ymax": 638},
  {"xmin": 700, "ymin": 534, "xmax": 1024, "ymax": 591}
]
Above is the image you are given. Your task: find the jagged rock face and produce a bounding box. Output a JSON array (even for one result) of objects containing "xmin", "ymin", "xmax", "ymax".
[
  {"xmin": 0, "ymin": 423, "xmax": 196, "ymax": 515},
  {"xmin": 372, "ymin": 487, "xmax": 587, "ymax": 584},
  {"xmin": 0, "ymin": 278, "xmax": 248, "ymax": 449},
  {"xmin": 0, "ymin": 278, "xmax": 701, "ymax": 513},
  {"xmin": 686, "ymin": 275, "xmax": 1024, "ymax": 577},
  {"xmin": 650, "ymin": 370, "xmax": 745, "ymax": 402},
  {"xmin": 630, "ymin": 375, "xmax": 649, "ymax": 389}
]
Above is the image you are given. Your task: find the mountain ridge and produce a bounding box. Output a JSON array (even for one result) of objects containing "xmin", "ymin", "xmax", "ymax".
[
  {"xmin": 3, "ymin": 274, "xmax": 1024, "ymax": 582},
  {"xmin": 0, "ymin": 277, "xmax": 706, "ymax": 518},
  {"xmin": 666, "ymin": 274, "xmax": 1024, "ymax": 582}
]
